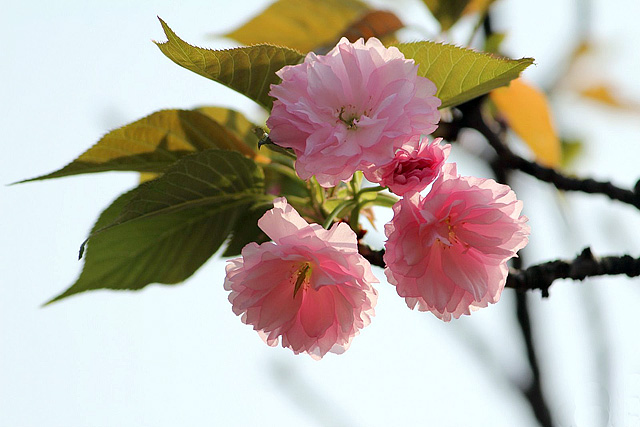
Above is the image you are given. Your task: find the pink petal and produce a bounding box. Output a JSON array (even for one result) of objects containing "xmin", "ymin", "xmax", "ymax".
[
  {"xmin": 384, "ymin": 163, "xmax": 529, "ymax": 320},
  {"xmin": 225, "ymin": 197, "xmax": 378, "ymax": 359}
]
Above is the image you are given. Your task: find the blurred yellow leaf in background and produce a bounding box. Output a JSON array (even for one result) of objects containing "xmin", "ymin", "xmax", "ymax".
[
  {"xmin": 463, "ymin": 0, "xmax": 497, "ymax": 15},
  {"xmin": 340, "ymin": 10, "xmax": 404, "ymax": 45},
  {"xmin": 580, "ymin": 84, "xmax": 640, "ymax": 114},
  {"xmin": 224, "ymin": 0, "xmax": 369, "ymax": 52},
  {"xmin": 490, "ymin": 78, "xmax": 561, "ymax": 167}
]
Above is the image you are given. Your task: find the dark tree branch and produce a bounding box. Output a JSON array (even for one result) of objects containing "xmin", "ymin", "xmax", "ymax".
[
  {"xmin": 507, "ymin": 247, "xmax": 640, "ymax": 296},
  {"xmin": 515, "ymin": 292, "xmax": 554, "ymax": 427},
  {"xmin": 359, "ymin": 99, "xmax": 640, "ymax": 295},
  {"xmin": 357, "ymin": 244, "xmax": 384, "ymax": 268},
  {"xmin": 492, "ymin": 146, "xmax": 554, "ymax": 427},
  {"xmin": 460, "ymin": 101, "xmax": 640, "ymax": 210},
  {"xmin": 363, "ymin": 84, "xmax": 640, "ymax": 427},
  {"xmin": 358, "ymin": 245, "xmax": 640, "ymax": 297}
]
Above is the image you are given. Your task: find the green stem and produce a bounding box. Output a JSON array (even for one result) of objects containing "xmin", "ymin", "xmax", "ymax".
[
  {"xmin": 356, "ymin": 185, "xmax": 385, "ymax": 196},
  {"xmin": 322, "ymin": 200, "xmax": 356, "ymax": 229},
  {"xmin": 313, "ymin": 179, "xmax": 325, "ymax": 206},
  {"xmin": 348, "ymin": 203, "xmax": 361, "ymax": 233},
  {"xmin": 366, "ymin": 193, "xmax": 399, "ymax": 208},
  {"xmin": 307, "ymin": 178, "xmax": 326, "ymax": 219},
  {"xmin": 350, "ymin": 180, "xmax": 358, "ymax": 196}
]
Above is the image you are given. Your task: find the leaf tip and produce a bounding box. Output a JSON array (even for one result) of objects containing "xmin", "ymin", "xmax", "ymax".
[
  {"xmin": 155, "ymin": 16, "xmax": 174, "ymax": 43},
  {"xmin": 41, "ymin": 298, "xmax": 57, "ymax": 308},
  {"xmin": 10, "ymin": 172, "xmax": 56, "ymax": 184},
  {"xmin": 41, "ymin": 291, "xmax": 67, "ymax": 307},
  {"xmin": 521, "ymin": 56, "xmax": 536, "ymax": 66}
]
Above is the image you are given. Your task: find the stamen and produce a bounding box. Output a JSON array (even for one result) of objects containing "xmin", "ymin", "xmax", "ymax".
[
  {"xmin": 337, "ymin": 105, "xmax": 361, "ymax": 129},
  {"xmin": 447, "ymin": 218, "xmax": 457, "ymax": 244},
  {"xmin": 293, "ymin": 262, "xmax": 312, "ymax": 298}
]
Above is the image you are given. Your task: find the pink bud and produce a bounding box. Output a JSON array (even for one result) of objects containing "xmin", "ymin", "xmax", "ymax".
[{"xmin": 364, "ymin": 136, "xmax": 450, "ymax": 195}]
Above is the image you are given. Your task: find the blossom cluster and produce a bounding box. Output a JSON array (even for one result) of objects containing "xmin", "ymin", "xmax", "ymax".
[{"xmin": 224, "ymin": 38, "xmax": 530, "ymax": 359}]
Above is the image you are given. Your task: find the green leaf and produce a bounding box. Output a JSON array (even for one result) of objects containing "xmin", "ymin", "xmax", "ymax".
[
  {"xmin": 483, "ymin": 32, "xmax": 506, "ymax": 54},
  {"xmin": 46, "ymin": 150, "xmax": 265, "ymax": 304},
  {"xmin": 155, "ymin": 18, "xmax": 304, "ymax": 110},
  {"xmin": 21, "ymin": 109, "xmax": 253, "ymax": 182},
  {"xmin": 395, "ymin": 42, "xmax": 534, "ymax": 109},
  {"xmin": 46, "ymin": 194, "xmax": 236, "ymax": 304},
  {"xmin": 222, "ymin": 202, "xmax": 271, "ymax": 257},
  {"xmin": 100, "ymin": 149, "xmax": 266, "ymax": 235},
  {"xmin": 421, "ymin": 0, "xmax": 471, "ymax": 31},
  {"xmin": 560, "ymin": 138, "xmax": 584, "ymax": 168},
  {"xmin": 224, "ymin": 0, "xmax": 369, "ymax": 53},
  {"xmin": 262, "ymin": 162, "xmax": 308, "ymax": 200},
  {"xmin": 195, "ymin": 106, "xmax": 260, "ymax": 149}
]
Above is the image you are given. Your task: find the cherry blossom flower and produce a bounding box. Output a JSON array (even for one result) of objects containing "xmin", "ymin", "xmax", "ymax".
[
  {"xmin": 224, "ymin": 197, "xmax": 378, "ymax": 359},
  {"xmin": 364, "ymin": 135, "xmax": 450, "ymax": 195},
  {"xmin": 383, "ymin": 164, "xmax": 530, "ymax": 321},
  {"xmin": 267, "ymin": 37, "xmax": 441, "ymax": 187}
]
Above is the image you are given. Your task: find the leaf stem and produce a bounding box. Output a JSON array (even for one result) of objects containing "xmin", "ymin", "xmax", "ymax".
[
  {"xmin": 356, "ymin": 185, "xmax": 385, "ymax": 196},
  {"xmin": 348, "ymin": 203, "xmax": 361, "ymax": 233},
  {"xmin": 322, "ymin": 200, "xmax": 356, "ymax": 229}
]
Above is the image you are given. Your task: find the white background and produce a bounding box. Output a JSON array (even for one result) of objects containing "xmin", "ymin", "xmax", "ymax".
[{"xmin": 2, "ymin": 1, "xmax": 640, "ymax": 426}]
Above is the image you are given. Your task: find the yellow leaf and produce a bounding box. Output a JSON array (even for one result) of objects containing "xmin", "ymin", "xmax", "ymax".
[
  {"xmin": 21, "ymin": 109, "xmax": 254, "ymax": 182},
  {"xmin": 490, "ymin": 78, "xmax": 561, "ymax": 167}
]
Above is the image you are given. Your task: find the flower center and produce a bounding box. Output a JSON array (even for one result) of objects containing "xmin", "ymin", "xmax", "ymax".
[
  {"xmin": 447, "ymin": 218, "xmax": 458, "ymax": 244},
  {"xmin": 396, "ymin": 157, "xmax": 433, "ymax": 175},
  {"xmin": 337, "ymin": 105, "xmax": 369, "ymax": 130},
  {"xmin": 293, "ymin": 262, "xmax": 312, "ymax": 298},
  {"xmin": 435, "ymin": 217, "xmax": 458, "ymax": 248}
]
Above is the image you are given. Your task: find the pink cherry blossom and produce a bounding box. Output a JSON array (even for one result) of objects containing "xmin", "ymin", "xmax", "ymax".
[
  {"xmin": 224, "ymin": 197, "xmax": 378, "ymax": 359},
  {"xmin": 383, "ymin": 164, "xmax": 530, "ymax": 321},
  {"xmin": 364, "ymin": 135, "xmax": 450, "ymax": 196},
  {"xmin": 266, "ymin": 37, "xmax": 441, "ymax": 187}
]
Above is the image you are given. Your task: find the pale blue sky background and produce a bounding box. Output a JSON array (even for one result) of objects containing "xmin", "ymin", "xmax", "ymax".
[{"xmin": 2, "ymin": 1, "xmax": 640, "ymax": 426}]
